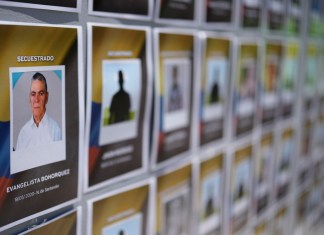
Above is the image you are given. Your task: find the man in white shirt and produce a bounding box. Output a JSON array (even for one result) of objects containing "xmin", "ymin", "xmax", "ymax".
[{"xmin": 15, "ymin": 72, "xmax": 62, "ymax": 151}]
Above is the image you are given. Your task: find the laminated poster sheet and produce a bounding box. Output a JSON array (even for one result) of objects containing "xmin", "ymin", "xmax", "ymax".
[
  {"xmin": 0, "ymin": 22, "xmax": 83, "ymax": 231},
  {"xmin": 229, "ymin": 144, "xmax": 252, "ymax": 235},
  {"xmin": 86, "ymin": 23, "xmax": 151, "ymax": 191},
  {"xmin": 199, "ymin": 34, "xmax": 230, "ymax": 146},
  {"xmin": 152, "ymin": 29, "xmax": 195, "ymax": 169},
  {"xmin": 155, "ymin": 164, "xmax": 192, "ymax": 235},
  {"xmin": 87, "ymin": 180, "xmax": 152, "ymax": 235},
  {"xmin": 198, "ymin": 154, "xmax": 224, "ymax": 235}
]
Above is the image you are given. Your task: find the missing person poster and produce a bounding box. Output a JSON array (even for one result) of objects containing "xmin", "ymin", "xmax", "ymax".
[
  {"xmin": 295, "ymin": 190, "xmax": 310, "ymax": 233},
  {"xmin": 230, "ymin": 144, "xmax": 252, "ymax": 235},
  {"xmin": 0, "ymin": 23, "xmax": 82, "ymax": 231},
  {"xmin": 273, "ymin": 206, "xmax": 290, "ymax": 235},
  {"xmin": 266, "ymin": 0, "xmax": 286, "ymax": 31},
  {"xmin": 304, "ymin": 42, "xmax": 319, "ymax": 112},
  {"xmin": 155, "ymin": 163, "xmax": 192, "ymax": 235},
  {"xmin": 286, "ymin": 0, "xmax": 302, "ymax": 35},
  {"xmin": 201, "ymin": 0, "xmax": 234, "ymax": 26},
  {"xmin": 260, "ymin": 41, "xmax": 282, "ymax": 124},
  {"xmin": 88, "ymin": 179, "xmax": 152, "ymax": 235},
  {"xmin": 86, "ymin": 23, "xmax": 151, "ymax": 191},
  {"xmin": 154, "ymin": 0, "xmax": 196, "ymax": 23},
  {"xmin": 21, "ymin": 207, "xmax": 81, "ymax": 235},
  {"xmin": 199, "ymin": 34, "xmax": 231, "ymax": 146},
  {"xmin": 240, "ymin": 0, "xmax": 262, "ymax": 28},
  {"xmin": 280, "ymin": 41, "xmax": 299, "ymax": 118},
  {"xmin": 198, "ymin": 153, "xmax": 223, "ymax": 235},
  {"xmin": 253, "ymin": 132, "xmax": 274, "ymax": 215},
  {"xmin": 152, "ymin": 29, "xmax": 194, "ymax": 168},
  {"xmin": 89, "ymin": 0, "xmax": 152, "ymax": 20},
  {"xmin": 0, "ymin": 0, "xmax": 79, "ymax": 12},
  {"xmin": 233, "ymin": 41, "xmax": 258, "ymax": 137},
  {"xmin": 275, "ymin": 127, "xmax": 294, "ymax": 201},
  {"xmin": 318, "ymin": 45, "xmax": 324, "ymax": 117}
]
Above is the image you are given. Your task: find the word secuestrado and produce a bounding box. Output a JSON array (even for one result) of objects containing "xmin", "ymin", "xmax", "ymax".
[{"xmin": 17, "ymin": 55, "xmax": 55, "ymax": 62}]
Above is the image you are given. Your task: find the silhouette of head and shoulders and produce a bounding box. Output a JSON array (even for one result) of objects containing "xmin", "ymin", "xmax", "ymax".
[{"xmin": 109, "ymin": 70, "xmax": 131, "ymax": 124}]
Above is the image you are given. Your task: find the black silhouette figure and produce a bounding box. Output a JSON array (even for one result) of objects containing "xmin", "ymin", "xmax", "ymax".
[
  {"xmin": 210, "ymin": 69, "xmax": 220, "ymax": 103},
  {"xmin": 168, "ymin": 66, "xmax": 183, "ymax": 112},
  {"xmin": 119, "ymin": 230, "xmax": 125, "ymax": 235},
  {"xmin": 109, "ymin": 70, "xmax": 131, "ymax": 124}
]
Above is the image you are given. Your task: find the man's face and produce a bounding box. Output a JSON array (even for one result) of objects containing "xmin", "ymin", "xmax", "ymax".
[{"xmin": 29, "ymin": 80, "xmax": 48, "ymax": 118}]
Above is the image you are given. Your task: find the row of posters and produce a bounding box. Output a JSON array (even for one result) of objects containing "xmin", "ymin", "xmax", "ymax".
[
  {"xmin": 0, "ymin": 0, "xmax": 310, "ymax": 35},
  {"xmin": 1, "ymin": 21, "xmax": 324, "ymax": 232},
  {"xmin": 6, "ymin": 128, "xmax": 324, "ymax": 235}
]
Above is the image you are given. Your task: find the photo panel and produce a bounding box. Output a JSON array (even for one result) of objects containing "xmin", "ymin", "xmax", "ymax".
[
  {"xmin": 295, "ymin": 190, "xmax": 310, "ymax": 235},
  {"xmin": 260, "ymin": 41, "xmax": 282, "ymax": 124},
  {"xmin": 154, "ymin": 0, "xmax": 196, "ymax": 24},
  {"xmin": 200, "ymin": 0, "xmax": 235, "ymax": 27},
  {"xmin": 86, "ymin": 24, "xmax": 151, "ymax": 190},
  {"xmin": 153, "ymin": 29, "xmax": 195, "ymax": 168},
  {"xmin": 0, "ymin": 0, "xmax": 79, "ymax": 12},
  {"xmin": 0, "ymin": 23, "xmax": 82, "ymax": 231},
  {"xmin": 198, "ymin": 153, "xmax": 224, "ymax": 235},
  {"xmin": 233, "ymin": 41, "xmax": 258, "ymax": 137},
  {"xmin": 88, "ymin": 180, "xmax": 152, "ymax": 235},
  {"xmin": 286, "ymin": 0, "xmax": 302, "ymax": 35},
  {"xmin": 266, "ymin": 0, "xmax": 286, "ymax": 31},
  {"xmin": 199, "ymin": 34, "xmax": 231, "ymax": 146},
  {"xmin": 88, "ymin": 0, "xmax": 153, "ymax": 20},
  {"xmin": 229, "ymin": 144, "xmax": 253, "ymax": 235},
  {"xmin": 275, "ymin": 127, "xmax": 294, "ymax": 201},
  {"xmin": 155, "ymin": 164, "xmax": 192, "ymax": 235},
  {"xmin": 279, "ymin": 41, "xmax": 299, "ymax": 118},
  {"xmin": 20, "ymin": 207, "xmax": 81, "ymax": 235},
  {"xmin": 253, "ymin": 132, "xmax": 274, "ymax": 216},
  {"xmin": 239, "ymin": 0, "xmax": 262, "ymax": 29},
  {"xmin": 304, "ymin": 42, "xmax": 320, "ymax": 113}
]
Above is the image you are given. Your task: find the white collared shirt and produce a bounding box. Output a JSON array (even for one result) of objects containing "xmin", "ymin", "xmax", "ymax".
[{"xmin": 16, "ymin": 113, "xmax": 62, "ymax": 151}]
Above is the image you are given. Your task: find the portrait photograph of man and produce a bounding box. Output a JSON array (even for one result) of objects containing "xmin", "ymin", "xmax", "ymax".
[
  {"xmin": 101, "ymin": 214, "xmax": 142, "ymax": 235},
  {"xmin": 99, "ymin": 59, "xmax": 141, "ymax": 146},
  {"xmin": 10, "ymin": 66, "xmax": 66, "ymax": 174},
  {"xmin": 163, "ymin": 58, "xmax": 190, "ymax": 132}
]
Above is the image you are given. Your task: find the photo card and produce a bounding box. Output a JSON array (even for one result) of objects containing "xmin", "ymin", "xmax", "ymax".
[
  {"xmin": 232, "ymin": 40, "xmax": 259, "ymax": 137},
  {"xmin": 260, "ymin": 41, "xmax": 282, "ymax": 124},
  {"xmin": 198, "ymin": 153, "xmax": 224, "ymax": 235},
  {"xmin": 229, "ymin": 144, "xmax": 253, "ymax": 235},
  {"xmin": 199, "ymin": 33, "xmax": 231, "ymax": 147},
  {"xmin": 87, "ymin": 179, "xmax": 152, "ymax": 235},
  {"xmin": 280, "ymin": 41, "xmax": 299, "ymax": 118},
  {"xmin": 253, "ymin": 132, "xmax": 274, "ymax": 215},
  {"xmin": 0, "ymin": 22, "xmax": 82, "ymax": 231},
  {"xmin": 152, "ymin": 28, "xmax": 195, "ymax": 169},
  {"xmin": 86, "ymin": 23, "xmax": 151, "ymax": 191},
  {"xmin": 275, "ymin": 127, "xmax": 294, "ymax": 201},
  {"xmin": 155, "ymin": 163, "xmax": 192, "ymax": 235}
]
